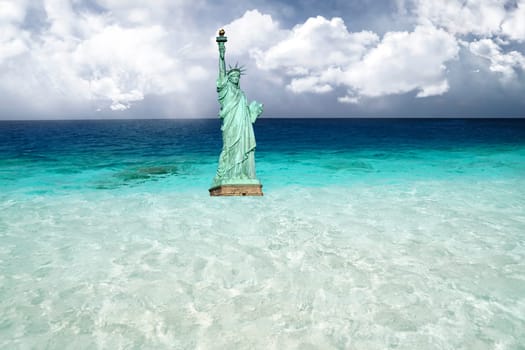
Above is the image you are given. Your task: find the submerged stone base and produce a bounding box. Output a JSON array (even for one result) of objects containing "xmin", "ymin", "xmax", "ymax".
[{"xmin": 209, "ymin": 184, "xmax": 263, "ymax": 196}]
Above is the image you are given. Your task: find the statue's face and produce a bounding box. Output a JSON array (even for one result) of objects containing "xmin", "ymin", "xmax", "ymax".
[{"xmin": 228, "ymin": 71, "xmax": 240, "ymax": 85}]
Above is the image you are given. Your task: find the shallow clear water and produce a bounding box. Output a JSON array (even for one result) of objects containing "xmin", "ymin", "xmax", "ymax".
[{"xmin": 1, "ymin": 119, "xmax": 524, "ymax": 349}]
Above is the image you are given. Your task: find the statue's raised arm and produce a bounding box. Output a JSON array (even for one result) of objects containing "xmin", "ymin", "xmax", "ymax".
[{"xmin": 217, "ymin": 28, "xmax": 227, "ymax": 83}]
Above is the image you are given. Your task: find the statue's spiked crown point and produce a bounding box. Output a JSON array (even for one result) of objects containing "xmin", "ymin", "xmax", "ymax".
[{"xmin": 227, "ymin": 63, "xmax": 246, "ymax": 76}]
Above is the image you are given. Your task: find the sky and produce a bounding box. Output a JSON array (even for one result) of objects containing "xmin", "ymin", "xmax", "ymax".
[{"xmin": 0, "ymin": 0, "xmax": 524, "ymax": 119}]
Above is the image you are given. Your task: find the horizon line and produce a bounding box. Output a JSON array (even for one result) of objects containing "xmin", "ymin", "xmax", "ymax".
[{"xmin": 1, "ymin": 116, "xmax": 525, "ymax": 121}]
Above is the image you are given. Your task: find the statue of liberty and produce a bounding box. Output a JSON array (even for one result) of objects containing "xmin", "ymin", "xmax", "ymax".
[{"xmin": 209, "ymin": 29, "xmax": 264, "ymax": 196}]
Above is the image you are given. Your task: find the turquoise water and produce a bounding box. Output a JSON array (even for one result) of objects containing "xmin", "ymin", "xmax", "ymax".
[{"xmin": 1, "ymin": 119, "xmax": 525, "ymax": 349}]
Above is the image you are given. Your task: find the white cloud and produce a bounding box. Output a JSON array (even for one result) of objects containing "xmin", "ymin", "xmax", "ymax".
[
  {"xmin": 0, "ymin": 0, "xmax": 30, "ymax": 63},
  {"xmin": 247, "ymin": 15, "xmax": 458, "ymax": 101},
  {"xmin": 88, "ymin": 78, "xmax": 144, "ymax": 111},
  {"xmin": 0, "ymin": 0, "xmax": 210, "ymax": 113},
  {"xmin": 414, "ymin": 0, "xmax": 525, "ymax": 42},
  {"xmin": 0, "ymin": 0, "xmax": 27, "ymax": 22},
  {"xmin": 218, "ymin": 12, "xmax": 383, "ymax": 100},
  {"xmin": 0, "ymin": 26, "xmax": 29, "ymax": 63},
  {"xmin": 414, "ymin": 0, "xmax": 507, "ymax": 36},
  {"xmin": 221, "ymin": 9, "xmax": 287, "ymax": 57},
  {"xmin": 412, "ymin": 0, "xmax": 525, "ymax": 84},
  {"xmin": 44, "ymin": 0, "xmax": 77, "ymax": 38},
  {"xmin": 469, "ymin": 38, "xmax": 525, "ymax": 80},
  {"xmin": 287, "ymin": 76, "xmax": 333, "ymax": 94},
  {"xmin": 338, "ymin": 94, "xmax": 360, "ymax": 104},
  {"xmin": 253, "ymin": 16, "xmax": 378, "ymax": 72},
  {"xmin": 501, "ymin": 0, "xmax": 525, "ymax": 42},
  {"xmin": 73, "ymin": 24, "xmax": 185, "ymax": 105},
  {"xmin": 342, "ymin": 25, "xmax": 458, "ymax": 98}
]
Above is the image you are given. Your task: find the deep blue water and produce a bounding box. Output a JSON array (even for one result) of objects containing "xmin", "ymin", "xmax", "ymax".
[{"xmin": 2, "ymin": 118, "xmax": 524, "ymax": 157}]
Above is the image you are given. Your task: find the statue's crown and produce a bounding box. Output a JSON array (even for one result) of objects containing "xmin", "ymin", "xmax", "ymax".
[{"xmin": 227, "ymin": 63, "xmax": 246, "ymax": 76}]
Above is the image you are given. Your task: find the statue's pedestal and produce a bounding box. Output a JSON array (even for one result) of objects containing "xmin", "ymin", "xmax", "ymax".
[{"xmin": 209, "ymin": 184, "xmax": 263, "ymax": 196}]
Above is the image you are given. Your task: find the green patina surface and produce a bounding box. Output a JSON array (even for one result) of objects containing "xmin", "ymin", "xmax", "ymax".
[{"xmin": 211, "ymin": 31, "xmax": 263, "ymax": 189}]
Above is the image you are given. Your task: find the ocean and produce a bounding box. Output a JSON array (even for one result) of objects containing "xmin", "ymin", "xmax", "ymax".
[{"xmin": 1, "ymin": 118, "xmax": 524, "ymax": 349}]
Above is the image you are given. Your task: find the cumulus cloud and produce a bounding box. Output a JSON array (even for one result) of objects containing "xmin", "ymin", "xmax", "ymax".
[
  {"xmin": 0, "ymin": 0, "xmax": 30, "ymax": 63},
  {"xmin": 412, "ymin": 0, "xmax": 525, "ymax": 82},
  {"xmin": 337, "ymin": 94, "xmax": 360, "ymax": 104},
  {"xmin": 287, "ymin": 76, "xmax": 333, "ymax": 94},
  {"xmin": 469, "ymin": 38, "xmax": 525, "ymax": 80},
  {"xmin": 264, "ymin": 0, "xmax": 521, "ymax": 104},
  {"xmin": 414, "ymin": 0, "xmax": 506, "ymax": 36},
  {"xmin": 414, "ymin": 0, "xmax": 525, "ymax": 42},
  {"xmin": 252, "ymin": 16, "xmax": 379, "ymax": 72},
  {"xmin": 246, "ymin": 15, "xmax": 458, "ymax": 101},
  {"xmin": 221, "ymin": 9, "xmax": 287, "ymax": 57},
  {"xmin": 0, "ymin": 0, "xmax": 209, "ymax": 114},
  {"xmin": 342, "ymin": 25, "xmax": 458, "ymax": 98},
  {"xmin": 73, "ymin": 24, "xmax": 190, "ymax": 109},
  {"xmin": 501, "ymin": 0, "xmax": 525, "ymax": 42}
]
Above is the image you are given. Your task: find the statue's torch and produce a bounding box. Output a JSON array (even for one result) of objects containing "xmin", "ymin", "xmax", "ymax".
[
  {"xmin": 216, "ymin": 28, "xmax": 227, "ymax": 43},
  {"xmin": 217, "ymin": 28, "xmax": 227, "ymax": 61}
]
